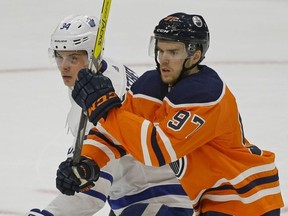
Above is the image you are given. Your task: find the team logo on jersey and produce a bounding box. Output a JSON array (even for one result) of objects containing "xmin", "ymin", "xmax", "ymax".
[{"xmin": 192, "ymin": 16, "xmax": 203, "ymax": 28}]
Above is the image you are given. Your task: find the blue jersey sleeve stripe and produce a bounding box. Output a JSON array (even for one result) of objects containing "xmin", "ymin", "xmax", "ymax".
[
  {"xmin": 116, "ymin": 203, "xmax": 148, "ymax": 216},
  {"xmin": 82, "ymin": 189, "xmax": 107, "ymax": 202},
  {"xmin": 109, "ymin": 184, "xmax": 187, "ymax": 209},
  {"xmin": 81, "ymin": 171, "xmax": 113, "ymax": 202},
  {"xmin": 99, "ymin": 170, "xmax": 113, "ymax": 184}
]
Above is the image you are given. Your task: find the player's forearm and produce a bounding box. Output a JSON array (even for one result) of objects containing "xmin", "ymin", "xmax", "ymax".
[{"xmin": 99, "ymin": 108, "xmax": 167, "ymax": 166}]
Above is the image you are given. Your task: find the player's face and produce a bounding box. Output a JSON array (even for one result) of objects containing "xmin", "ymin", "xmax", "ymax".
[
  {"xmin": 55, "ymin": 50, "xmax": 89, "ymax": 87},
  {"xmin": 156, "ymin": 40, "xmax": 188, "ymax": 85}
]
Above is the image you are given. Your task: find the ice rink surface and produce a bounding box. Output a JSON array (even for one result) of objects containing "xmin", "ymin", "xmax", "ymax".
[{"xmin": 0, "ymin": 0, "xmax": 287, "ymax": 215}]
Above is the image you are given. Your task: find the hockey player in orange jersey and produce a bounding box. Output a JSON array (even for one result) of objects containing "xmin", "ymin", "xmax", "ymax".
[{"xmin": 58, "ymin": 12, "xmax": 284, "ymax": 215}]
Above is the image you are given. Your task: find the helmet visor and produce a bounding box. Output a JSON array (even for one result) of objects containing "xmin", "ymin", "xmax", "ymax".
[
  {"xmin": 48, "ymin": 48, "xmax": 90, "ymax": 68},
  {"xmin": 148, "ymin": 36, "xmax": 189, "ymax": 61},
  {"xmin": 48, "ymin": 48, "xmax": 57, "ymax": 64}
]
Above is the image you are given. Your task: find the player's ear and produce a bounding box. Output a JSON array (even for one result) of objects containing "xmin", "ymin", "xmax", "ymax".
[
  {"xmin": 186, "ymin": 50, "xmax": 201, "ymax": 67},
  {"xmin": 192, "ymin": 50, "xmax": 202, "ymax": 62}
]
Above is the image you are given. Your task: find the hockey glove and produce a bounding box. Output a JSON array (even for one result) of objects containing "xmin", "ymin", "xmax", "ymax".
[
  {"xmin": 72, "ymin": 68, "xmax": 122, "ymax": 125},
  {"xmin": 56, "ymin": 156, "xmax": 100, "ymax": 196},
  {"xmin": 26, "ymin": 209, "xmax": 53, "ymax": 216}
]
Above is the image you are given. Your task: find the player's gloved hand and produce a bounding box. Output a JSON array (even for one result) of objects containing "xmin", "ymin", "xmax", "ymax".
[
  {"xmin": 72, "ymin": 68, "xmax": 122, "ymax": 125},
  {"xmin": 26, "ymin": 209, "xmax": 53, "ymax": 216},
  {"xmin": 56, "ymin": 156, "xmax": 100, "ymax": 196}
]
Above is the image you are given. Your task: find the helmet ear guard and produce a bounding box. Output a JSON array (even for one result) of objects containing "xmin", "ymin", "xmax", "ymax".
[{"xmin": 186, "ymin": 43, "xmax": 201, "ymax": 56}]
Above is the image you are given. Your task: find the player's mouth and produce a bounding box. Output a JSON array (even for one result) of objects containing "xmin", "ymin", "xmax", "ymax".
[{"xmin": 161, "ymin": 67, "xmax": 171, "ymax": 76}]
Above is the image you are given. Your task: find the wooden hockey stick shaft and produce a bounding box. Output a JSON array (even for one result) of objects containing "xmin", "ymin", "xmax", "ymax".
[{"xmin": 72, "ymin": 0, "xmax": 112, "ymax": 165}]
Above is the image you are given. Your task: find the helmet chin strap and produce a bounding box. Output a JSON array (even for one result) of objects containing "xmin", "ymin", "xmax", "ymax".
[
  {"xmin": 181, "ymin": 58, "xmax": 197, "ymax": 77},
  {"xmin": 178, "ymin": 56, "xmax": 204, "ymax": 81}
]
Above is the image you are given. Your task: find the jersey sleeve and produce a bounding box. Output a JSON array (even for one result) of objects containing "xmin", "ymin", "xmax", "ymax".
[
  {"xmin": 82, "ymin": 82, "xmax": 242, "ymax": 168},
  {"xmin": 82, "ymin": 126, "xmax": 127, "ymax": 168},
  {"xmin": 98, "ymin": 99, "xmax": 220, "ymax": 166}
]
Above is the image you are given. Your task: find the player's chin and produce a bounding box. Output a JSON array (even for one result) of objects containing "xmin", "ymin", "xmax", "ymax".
[
  {"xmin": 161, "ymin": 75, "xmax": 173, "ymax": 84},
  {"xmin": 63, "ymin": 79, "xmax": 74, "ymax": 87}
]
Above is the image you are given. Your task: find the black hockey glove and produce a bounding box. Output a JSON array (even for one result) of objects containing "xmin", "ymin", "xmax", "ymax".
[
  {"xmin": 56, "ymin": 156, "xmax": 100, "ymax": 196},
  {"xmin": 72, "ymin": 69, "xmax": 122, "ymax": 125}
]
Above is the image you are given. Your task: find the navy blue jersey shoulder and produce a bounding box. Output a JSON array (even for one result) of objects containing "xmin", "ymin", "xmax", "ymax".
[
  {"xmin": 130, "ymin": 69, "xmax": 168, "ymax": 101},
  {"xmin": 168, "ymin": 66, "xmax": 224, "ymax": 105}
]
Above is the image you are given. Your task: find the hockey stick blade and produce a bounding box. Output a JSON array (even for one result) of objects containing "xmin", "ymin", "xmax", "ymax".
[{"xmin": 72, "ymin": 0, "xmax": 112, "ymax": 165}]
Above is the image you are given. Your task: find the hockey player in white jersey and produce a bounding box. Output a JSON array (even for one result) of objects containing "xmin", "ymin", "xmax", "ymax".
[{"xmin": 27, "ymin": 15, "xmax": 193, "ymax": 216}]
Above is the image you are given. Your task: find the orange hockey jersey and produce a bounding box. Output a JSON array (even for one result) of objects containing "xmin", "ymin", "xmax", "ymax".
[{"xmin": 82, "ymin": 65, "xmax": 284, "ymax": 215}]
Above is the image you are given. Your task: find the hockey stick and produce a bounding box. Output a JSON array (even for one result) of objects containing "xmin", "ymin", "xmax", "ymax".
[{"xmin": 72, "ymin": 0, "xmax": 112, "ymax": 165}]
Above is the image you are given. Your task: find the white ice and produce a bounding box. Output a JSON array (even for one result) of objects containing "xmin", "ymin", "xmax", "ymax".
[{"xmin": 0, "ymin": 0, "xmax": 287, "ymax": 215}]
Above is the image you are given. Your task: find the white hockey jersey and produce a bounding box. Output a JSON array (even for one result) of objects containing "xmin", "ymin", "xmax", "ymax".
[{"xmin": 45, "ymin": 58, "xmax": 193, "ymax": 216}]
